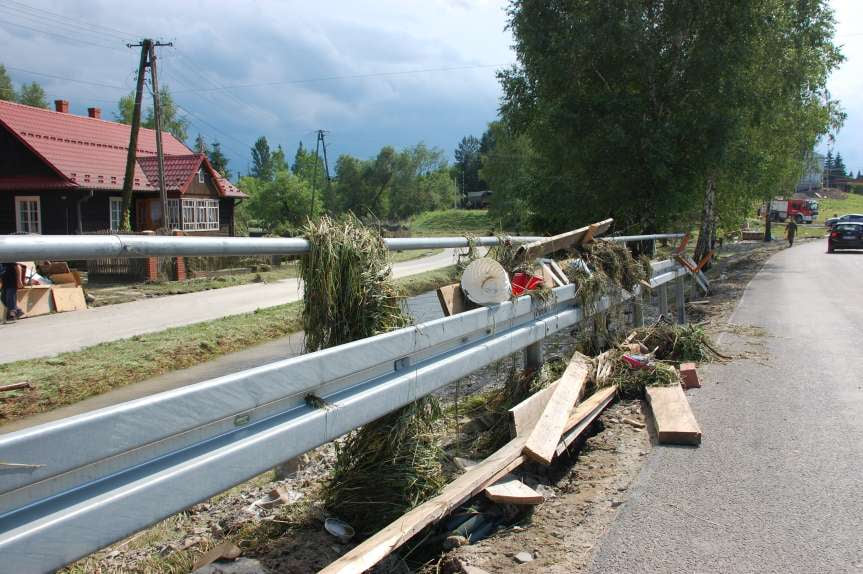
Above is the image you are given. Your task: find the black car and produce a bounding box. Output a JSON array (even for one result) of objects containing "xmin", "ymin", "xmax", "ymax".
[
  {"xmin": 828, "ymin": 222, "xmax": 863, "ymax": 253},
  {"xmin": 825, "ymin": 213, "xmax": 863, "ymax": 230}
]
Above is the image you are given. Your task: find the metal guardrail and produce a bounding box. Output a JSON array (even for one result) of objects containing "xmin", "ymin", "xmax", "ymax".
[
  {"xmin": 0, "ymin": 254, "xmax": 691, "ymax": 573},
  {"xmin": 0, "ymin": 233, "xmax": 685, "ymax": 260}
]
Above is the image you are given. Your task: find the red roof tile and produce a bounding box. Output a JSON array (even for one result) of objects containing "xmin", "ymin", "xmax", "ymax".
[
  {"xmin": 0, "ymin": 99, "xmax": 243, "ymax": 196},
  {"xmin": 137, "ymin": 154, "xmax": 203, "ymax": 192}
]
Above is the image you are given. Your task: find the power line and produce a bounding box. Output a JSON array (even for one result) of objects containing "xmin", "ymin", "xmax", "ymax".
[
  {"xmin": 0, "ymin": 17, "xmax": 127, "ymax": 52},
  {"xmin": 1, "ymin": 0, "xmax": 136, "ymax": 40},
  {"xmin": 4, "ymin": 66, "xmax": 126, "ymax": 90},
  {"xmin": 0, "ymin": 3, "xmax": 131, "ymax": 45},
  {"xmin": 171, "ymin": 63, "xmax": 505, "ymax": 93}
]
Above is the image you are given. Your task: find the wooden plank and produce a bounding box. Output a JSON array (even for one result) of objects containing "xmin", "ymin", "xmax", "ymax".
[
  {"xmin": 509, "ymin": 380, "xmax": 559, "ymax": 437},
  {"xmin": 523, "ymin": 352, "xmax": 591, "ymax": 464},
  {"xmin": 578, "ymin": 222, "xmax": 602, "ymax": 246},
  {"xmin": 516, "ymin": 218, "xmax": 613, "ymax": 262},
  {"xmin": 694, "ymin": 250, "xmax": 714, "ymax": 273},
  {"xmin": 0, "ymin": 382, "xmax": 31, "ymax": 393},
  {"xmin": 547, "ymin": 260, "xmax": 571, "ymax": 285},
  {"xmin": 645, "ymin": 384, "xmax": 702, "ymax": 445},
  {"xmin": 436, "ymin": 283, "xmax": 470, "ymax": 316},
  {"xmin": 484, "ymin": 475, "xmax": 544, "ymax": 505},
  {"xmin": 49, "ymin": 272, "xmax": 81, "ymax": 286},
  {"xmin": 673, "ymin": 233, "xmax": 691, "ymax": 255},
  {"xmin": 555, "ymin": 386, "xmax": 617, "ymax": 457},
  {"xmin": 52, "ymin": 285, "xmax": 87, "ymax": 312},
  {"xmin": 319, "ymin": 436, "xmax": 528, "ymax": 574},
  {"xmin": 540, "ymin": 263, "xmax": 558, "ymax": 289},
  {"xmin": 322, "ymin": 385, "xmax": 617, "ymax": 574}
]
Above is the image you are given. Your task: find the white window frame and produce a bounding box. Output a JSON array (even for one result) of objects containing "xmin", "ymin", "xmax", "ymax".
[
  {"xmin": 180, "ymin": 198, "xmax": 219, "ymax": 231},
  {"xmin": 197, "ymin": 168, "xmax": 205, "ymax": 184},
  {"xmin": 166, "ymin": 198, "xmax": 181, "ymax": 230},
  {"xmin": 109, "ymin": 196, "xmax": 123, "ymax": 231},
  {"xmin": 15, "ymin": 196, "xmax": 41, "ymax": 234}
]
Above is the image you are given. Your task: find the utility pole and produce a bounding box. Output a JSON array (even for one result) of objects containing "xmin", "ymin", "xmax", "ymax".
[
  {"xmin": 148, "ymin": 40, "xmax": 173, "ymax": 230},
  {"xmin": 120, "ymin": 39, "xmax": 152, "ymax": 231},
  {"xmin": 309, "ymin": 129, "xmax": 330, "ymax": 218}
]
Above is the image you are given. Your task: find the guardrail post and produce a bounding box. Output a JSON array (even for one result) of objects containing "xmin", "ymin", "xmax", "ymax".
[
  {"xmin": 658, "ymin": 283, "xmax": 669, "ymax": 318},
  {"xmin": 675, "ymin": 274, "xmax": 686, "ymax": 324},
  {"xmin": 524, "ymin": 341, "xmax": 543, "ymax": 371},
  {"xmin": 632, "ymin": 288, "xmax": 644, "ymax": 327}
]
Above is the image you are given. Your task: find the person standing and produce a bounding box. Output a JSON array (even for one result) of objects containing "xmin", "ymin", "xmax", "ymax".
[
  {"xmin": 1, "ymin": 262, "xmax": 25, "ymax": 321},
  {"xmin": 785, "ymin": 218, "xmax": 798, "ymax": 247}
]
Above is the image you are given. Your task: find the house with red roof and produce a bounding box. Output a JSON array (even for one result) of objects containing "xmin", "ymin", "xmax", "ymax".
[{"xmin": 0, "ymin": 98, "xmax": 246, "ymax": 236}]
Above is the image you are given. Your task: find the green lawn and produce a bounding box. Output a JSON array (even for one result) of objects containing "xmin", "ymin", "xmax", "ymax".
[
  {"xmin": 814, "ymin": 193, "xmax": 863, "ymax": 223},
  {"xmin": 408, "ymin": 209, "xmax": 496, "ymax": 235},
  {"xmin": 0, "ymin": 266, "xmax": 458, "ymax": 426}
]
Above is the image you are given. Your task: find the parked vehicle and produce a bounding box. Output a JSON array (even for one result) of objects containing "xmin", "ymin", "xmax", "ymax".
[
  {"xmin": 827, "ymin": 222, "xmax": 863, "ymax": 253},
  {"xmin": 761, "ymin": 199, "xmax": 818, "ymax": 223},
  {"xmin": 825, "ymin": 213, "xmax": 863, "ymax": 230}
]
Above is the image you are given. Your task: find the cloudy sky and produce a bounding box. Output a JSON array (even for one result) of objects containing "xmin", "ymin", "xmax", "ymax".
[{"xmin": 1, "ymin": 0, "xmax": 860, "ymax": 179}]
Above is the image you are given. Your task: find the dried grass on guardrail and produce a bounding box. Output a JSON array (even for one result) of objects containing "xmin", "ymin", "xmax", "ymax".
[{"xmin": 301, "ymin": 215, "xmax": 445, "ymax": 538}]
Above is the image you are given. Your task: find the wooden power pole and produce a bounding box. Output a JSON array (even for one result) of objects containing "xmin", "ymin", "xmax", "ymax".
[
  {"xmin": 120, "ymin": 39, "xmax": 172, "ymax": 232},
  {"xmin": 120, "ymin": 39, "xmax": 152, "ymax": 231},
  {"xmin": 148, "ymin": 40, "xmax": 173, "ymax": 230}
]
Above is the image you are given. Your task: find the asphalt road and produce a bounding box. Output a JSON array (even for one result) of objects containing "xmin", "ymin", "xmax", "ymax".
[
  {"xmin": 589, "ymin": 239, "xmax": 863, "ymax": 573},
  {"xmin": 0, "ymin": 248, "xmax": 459, "ymax": 364}
]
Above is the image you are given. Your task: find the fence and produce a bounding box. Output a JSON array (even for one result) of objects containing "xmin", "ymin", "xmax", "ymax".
[{"xmin": 0, "ymin": 232, "xmax": 688, "ymax": 573}]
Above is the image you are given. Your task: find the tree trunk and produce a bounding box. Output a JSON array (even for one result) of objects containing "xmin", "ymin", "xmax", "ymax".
[
  {"xmin": 693, "ymin": 178, "xmax": 716, "ymax": 267},
  {"xmin": 763, "ymin": 195, "xmax": 773, "ymax": 241}
]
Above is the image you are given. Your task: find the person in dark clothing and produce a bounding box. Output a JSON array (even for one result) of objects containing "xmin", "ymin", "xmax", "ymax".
[
  {"xmin": 785, "ymin": 219, "xmax": 798, "ymax": 247},
  {"xmin": 1, "ymin": 262, "xmax": 24, "ymax": 321}
]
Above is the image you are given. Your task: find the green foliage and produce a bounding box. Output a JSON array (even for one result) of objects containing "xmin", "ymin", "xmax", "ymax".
[
  {"xmin": 17, "ymin": 82, "xmax": 48, "ymax": 109},
  {"xmin": 500, "ymin": 0, "xmax": 843, "ymax": 238},
  {"xmin": 480, "ymin": 120, "xmax": 533, "ymax": 231},
  {"xmin": 409, "ymin": 209, "xmax": 494, "ymax": 235},
  {"xmin": 330, "ymin": 144, "xmax": 453, "ymax": 220},
  {"xmin": 239, "ymin": 170, "xmax": 316, "ymax": 234},
  {"xmin": 250, "ymin": 136, "xmax": 273, "ymax": 181},
  {"xmin": 454, "ymin": 134, "xmax": 483, "ymax": 200},
  {"xmin": 0, "ymin": 64, "xmax": 15, "ymax": 102},
  {"xmin": 207, "ymin": 142, "xmax": 231, "ymax": 179},
  {"xmin": 115, "ymin": 87, "xmax": 189, "ymax": 142}
]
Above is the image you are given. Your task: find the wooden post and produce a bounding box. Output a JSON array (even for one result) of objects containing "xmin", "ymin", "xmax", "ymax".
[
  {"xmin": 675, "ymin": 274, "xmax": 686, "ymax": 324},
  {"xmin": 658, "ymin": 283, "xmax": 669, "ymax": 318}
]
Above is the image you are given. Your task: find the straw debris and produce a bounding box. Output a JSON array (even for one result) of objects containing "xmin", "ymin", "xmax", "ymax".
[{"xmin": 301, "ymin": 215, "xmax": 445, "ymax": 537}]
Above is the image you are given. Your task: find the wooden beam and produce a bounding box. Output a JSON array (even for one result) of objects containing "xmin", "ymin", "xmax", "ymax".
[
  {"xmin": 673, "ymin": 233, "xmax": 691, "ymax": 255},
  {"xmin": 321, "ymin": 383, "xmax": 616, "ymax": 574},
  {"xmin": 515, "ymin": 218, "xmax": 613, "ymax": 262},
  {"xmin": 484, "ymin": 475, "xmax": 544, "ymax": 505},
  {"xmin": 578, "ymin": 222, "xmax": 602, "ymax": 246},
  {"xmin": 694, "ymin": 250, "xmax": 715, "ymax": 273},
  {"xmin": 436, "ymin": 283, "xmax": 473, "ymax": 317},
  {"xmin": 523, "ymin": 352, "xmax": 591, "ymax": 464},
  {"xmin": 319, "ymin": 437, "xmax": 527, "ymax": 574},
  {"xmin": 509, "ymin": 381, "xmax": 559, "ymax": 437},
  {"xmin": 645, "ymin": 384, "xmax": 702, "ymax": 445},
  {"xmin": 547, "ymin": 260, "xmax": 571, "ymax": 285},
  {"xmin": 555, "ymin": 386, "xmax": 617, "ymax": 457}
]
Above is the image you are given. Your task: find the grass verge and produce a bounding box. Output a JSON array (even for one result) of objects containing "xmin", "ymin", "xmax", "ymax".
[
  {"xmin": 0, "ymin": 266, "xmax": 458, "ymax": 426},
  {"xmin": 88, "ymin": 249, "xmax": 442, "ymax": 307},
  {"xmin": 409, "ymin": 209, "xmax": 494, "ymax": 235}
]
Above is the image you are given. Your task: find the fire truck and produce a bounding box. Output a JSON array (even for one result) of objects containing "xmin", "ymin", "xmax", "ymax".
[{"xmin": 760, "ymin": 198, "xmax": 819, "ymax": 223}]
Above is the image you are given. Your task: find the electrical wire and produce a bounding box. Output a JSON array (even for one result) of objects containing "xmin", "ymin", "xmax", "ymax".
[
  {"xmin": 1, "ymin": 0, "xmax": 136, "ymax": 40},
  {"xmin": 171, "ymin": 63, "xmax": 504, "ymax": 93},
  {"xmin": 0, "ymin": 17, "xmax": 128, "ymax": 52}
]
